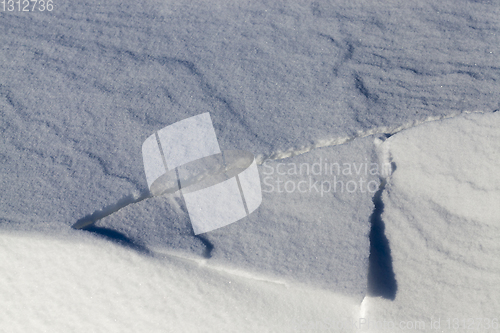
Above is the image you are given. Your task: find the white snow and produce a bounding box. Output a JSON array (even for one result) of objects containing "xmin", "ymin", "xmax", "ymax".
[
  {"xmin": 1, "ymin": 0, "xmax": 500, "ymax": 331},
  {"xmin": 364, "ymin": 111, "xmax": 500, "ymax": 332},
  {"xmin": 0, "ymin": 229, "xmax": 360, "ymax": 332}
]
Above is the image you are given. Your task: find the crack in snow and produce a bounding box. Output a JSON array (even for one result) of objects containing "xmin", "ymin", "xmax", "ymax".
[
  {"xmin": 367, "ymin": 177, "xmax": 398, "ymax": 300},
  {"xmin": 255, "ymin": 111, "xmax": 482, "ymax": 164},
  {"xmin": 73, "ymin": 111, "xmax": 482, "ymax": 230},
  {"xmin": 73, "ymin": 111, "xmax": 486, "ymax": 264},
  {"xmin": 158, "ymin": 250, "xmax": 290, "ymax": 287}
]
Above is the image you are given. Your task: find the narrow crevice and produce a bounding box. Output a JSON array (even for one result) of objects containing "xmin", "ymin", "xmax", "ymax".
[{"xmin": 367, "ymin": 178, "xmax": 397, "ymax": 300}]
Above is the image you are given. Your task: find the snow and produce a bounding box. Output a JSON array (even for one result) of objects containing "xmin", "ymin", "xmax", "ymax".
[
  {"xmin": 1, "ymin": 0, "xmax": 500, "ymax": 331},
  {"xmin": 98, "ymin": 135, "xmax": 379, "ymax": 299},
  {"xmin": 0, "ymin": 229, "xmax": 360, "ymax": 332},
  {"xmin": 364, "ymin": 111, "xmax": 500, "ymax": 332}
]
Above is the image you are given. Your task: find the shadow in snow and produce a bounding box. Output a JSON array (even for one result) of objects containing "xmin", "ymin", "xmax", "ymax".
[
  {"xmin": 367, "ymin": 178, "xmax": 398, "ymax": 300},
  {"xmin": 83, "ymin": 225, "xmax": 152, "ymax": 255},
  {"xmin": 195, "ymin": 234, "xmax": 214, "ymax": 259},
  {"xmin": 73, "ymin": 190, "xmax": 215, "ymax": 259},
  {"xmin": 72, "ymin": 192, "xmax": 151, "ymax": 230}
]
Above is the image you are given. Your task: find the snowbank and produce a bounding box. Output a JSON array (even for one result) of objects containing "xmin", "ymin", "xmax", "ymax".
[
  {"xmin": 0, "ymin": 230, "xmax": 360, "ymax": 332},
  {"xmin": 365, "ymin": 111, "xmax": 500, "ymax": 332}
]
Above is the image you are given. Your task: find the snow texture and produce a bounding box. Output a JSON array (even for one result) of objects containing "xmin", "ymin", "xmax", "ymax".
[
  {"xmin": 1, "ymin": 0, "xmax": 500, "ymax": 331},
  {"xmin": 0, "ymin": 230, "xmax": 361, "ymax": 332},
  {"xmin": 1, "ymin": 0, "xmax": 499, "ymax": 231},
  {"xmin": 97, "ymin": 135, "xmax": 379, "ymax": 300},
  {"xmin": 364, "ymin": 112, "xmax": 500, "ymax": 332}
]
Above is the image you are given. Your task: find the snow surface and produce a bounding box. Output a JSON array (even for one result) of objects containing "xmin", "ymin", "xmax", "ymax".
[
  {"xmin": 98, "ymin": 135, "xmax": 379, "ymax": 299},
  {"xmin": 2, "ymin": 0, "xmax": 499, "ymax": 231},
  {"xmin": 0, "ymin": 229, "xmax": 360, "ymax": 332},
  {"xmin": 1, "ymin": 0, "xmax": 500, "ymax": 331},
  {"xmin": 364, "ymin": 112, "xmax": 500, "ymax": 332}
]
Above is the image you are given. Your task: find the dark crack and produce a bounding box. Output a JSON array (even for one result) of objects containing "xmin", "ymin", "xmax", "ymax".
[{"xmin": 367, "ymin": 177, "xmax": 398, "ymax": 300}]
